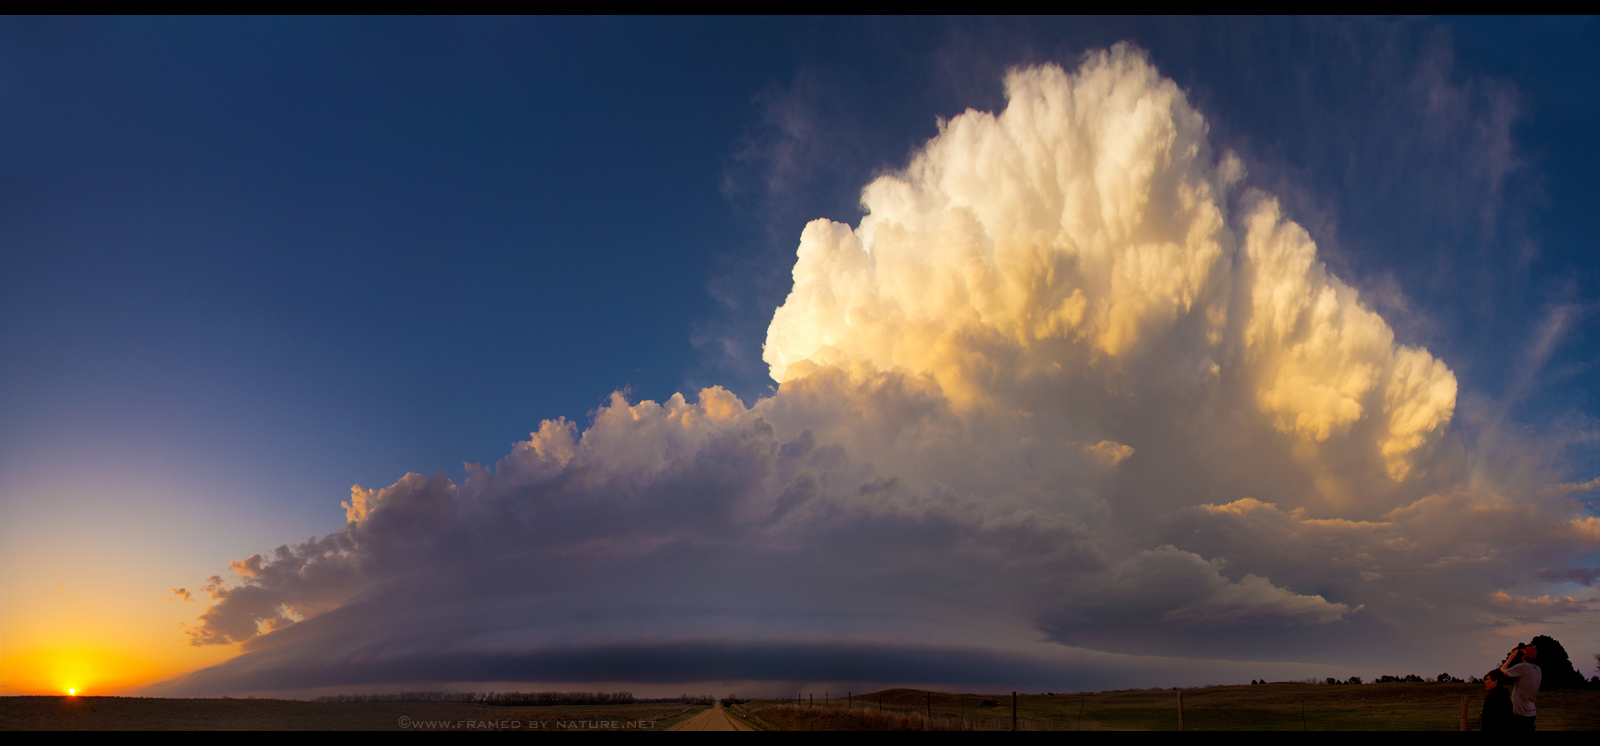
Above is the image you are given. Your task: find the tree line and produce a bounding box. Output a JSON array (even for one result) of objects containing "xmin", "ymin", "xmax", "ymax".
[{"xmin": 314, "ymin": 691, "xmax": 639, "ymax": 705}]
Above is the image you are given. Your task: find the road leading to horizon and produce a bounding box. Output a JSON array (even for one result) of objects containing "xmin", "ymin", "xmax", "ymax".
[{"xmin": 668, "ymin": 702, "xmax": 755, "ymax": 731}]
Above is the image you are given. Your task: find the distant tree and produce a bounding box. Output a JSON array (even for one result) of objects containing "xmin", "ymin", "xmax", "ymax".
[
  {"xmin": 1347, "ymin": 676, "xmax": 1362, "ymax": 685},
  {"xmin": 1326, "ymin": 678, "xmax": 1338, "ymax": 685},
  {"xmin": 1374, "ymin": 674, "xmax": 1425, "ymax": 683},
  {"xmin": 1528, "ymin": 635, "xmax": 1586, "ymax": 688}
]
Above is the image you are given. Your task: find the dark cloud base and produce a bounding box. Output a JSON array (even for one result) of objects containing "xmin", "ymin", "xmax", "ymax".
[{"xmin": 151, "ymin": 641, "xmax": 1099, "ymax": 697}]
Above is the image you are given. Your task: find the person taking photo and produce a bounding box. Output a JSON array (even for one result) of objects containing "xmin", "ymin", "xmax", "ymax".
[{"xmin": 1499, "ymin": 643, "xmax": 1542, "ymax": 731}]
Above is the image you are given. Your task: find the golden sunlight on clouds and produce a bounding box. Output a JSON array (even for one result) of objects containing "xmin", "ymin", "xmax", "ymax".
[
  {"xmin": 764, "ymin": 46, "xmax": 1457, "ymax": 487},
  {"xmin": 1085, "ymin": 440, "xmax": 1134, "ymax": 467}
]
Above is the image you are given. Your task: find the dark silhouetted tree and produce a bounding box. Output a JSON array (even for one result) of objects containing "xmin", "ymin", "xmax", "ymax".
[{"xmin": 1529, "ymin": 635, "xmax": 1586, "ymax": 688}]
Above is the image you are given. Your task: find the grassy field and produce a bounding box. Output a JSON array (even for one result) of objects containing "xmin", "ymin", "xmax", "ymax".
[
  {"xmin": 739, "ymin": 684, "xmax": 1600, "ymax": 731},
  {"xmin": 0, "ymin": 697, "xmax": 705, "ymax": 731},
  {"xmin": 8, "ymin": 684, "xmax": 1598, "ymax": 730}
]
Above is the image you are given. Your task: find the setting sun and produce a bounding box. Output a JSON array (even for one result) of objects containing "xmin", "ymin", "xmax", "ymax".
[{"xmin": 0, "ymin": 647, "xmax": 175, "ymax": 696}]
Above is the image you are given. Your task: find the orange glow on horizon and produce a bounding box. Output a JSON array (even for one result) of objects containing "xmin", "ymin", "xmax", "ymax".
[
  {"xmin": 3, "ymin": 644, "xmax": 238, "ymax": 697},
  {"xmin": 0, "ymin": 550, "xmax": 241, "ymax": 696},
  {"xmin": 1, "ymin": 649, "xmax": 159, "ymax": 696},
  {"xmin": 2, "ymin": 636, "xmax": 233, "ymax": 696},
  {"xmin": 0, "ymin": 474, "xmax": 251, "ymax": 697}
]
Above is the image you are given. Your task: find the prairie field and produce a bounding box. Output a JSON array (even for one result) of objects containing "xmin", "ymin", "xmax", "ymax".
[
  {"xmin": 736, "ymin": 684, "xmax": 1600, "ymax": 731},
  {"xmin": 0, "ymin": 697, "xmax": 703, "ymax": 731},
  {"xmin": 7, "ymin": 684, "xmax": 1598, "ymax": 730}
]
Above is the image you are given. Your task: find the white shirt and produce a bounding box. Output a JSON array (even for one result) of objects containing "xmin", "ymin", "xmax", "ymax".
[{"xmin": 1505, "ymin": 662, "xmax": 1541, "ymax": 717}]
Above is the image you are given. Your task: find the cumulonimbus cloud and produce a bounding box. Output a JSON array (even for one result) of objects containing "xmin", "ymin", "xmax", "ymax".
[
  {"xmin": 166, "ymin": 44, "xmax": 1596, "ymax": 695},
  {"xmin": 763, "ymin": 49, "xmax": 1456, "ymax": 484}
]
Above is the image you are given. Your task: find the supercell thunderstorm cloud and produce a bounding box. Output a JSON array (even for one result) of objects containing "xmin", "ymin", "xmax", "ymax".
[{"xmin": 161, "ymin": 46, "xmax": 1598, "ymax": 695}]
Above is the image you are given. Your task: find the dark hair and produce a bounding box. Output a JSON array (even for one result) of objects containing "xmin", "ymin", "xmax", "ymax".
[{"xmin": 1486, "ymin": 669, "xmax": 1507, "ymax": 684}]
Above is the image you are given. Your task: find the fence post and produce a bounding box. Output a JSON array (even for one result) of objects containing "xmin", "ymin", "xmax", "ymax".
[
  {"xmin": 1460, "ymin": 694, "xmax": 1468, "ymax": 731},
  {"xmin": 1177, "ymin": 690, "xmax": 1184, "ymax": 731},
  {"xmin": 927, "ymin": 690, "xmax": 932, "ymax": 721},
  {"xmin": 849, "ymin": 692, "xmax": 852, "ymax": 709},
  {"xmin": 1012, "ymin": 691, "xmax": 1017, "ymax": 731}
]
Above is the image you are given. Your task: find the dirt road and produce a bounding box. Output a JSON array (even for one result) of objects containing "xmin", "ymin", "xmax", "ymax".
[{"xmin": 667, "ymin": 702, "xmax": 755, "ymax": 731}]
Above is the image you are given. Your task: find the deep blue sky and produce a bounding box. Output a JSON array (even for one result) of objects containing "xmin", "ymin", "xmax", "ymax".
[
  {"xmin": 2, "ymin": 17, "xmax": 1598, "ymax": 693},
  {"xmin": 4, "ymin": 18, "xmax": 760, "ymax": 501},
  {"xmin": 7, "ymin": 18, "xmax": 1596, "ymax": 508}
]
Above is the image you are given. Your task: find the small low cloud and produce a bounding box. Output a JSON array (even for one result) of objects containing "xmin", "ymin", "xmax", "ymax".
[
  {"xmin": 1084, "ymin": 441, "xmax": 1134, "ymax": 468},
  {"xmin": 1486, "ymin": 591, "xmax": 1589, "ymax": 623}
]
